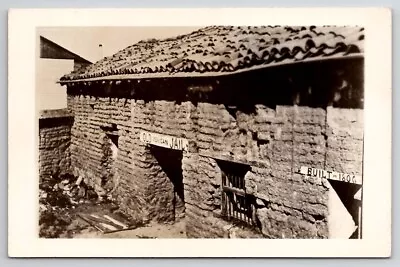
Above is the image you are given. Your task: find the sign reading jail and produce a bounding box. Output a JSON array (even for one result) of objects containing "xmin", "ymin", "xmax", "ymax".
[
  {"xmin": 298, "ymin": 166, "xmax": 362, "ymax": 185},
  {"xmin": 140, "ymin": 131, "xmax": 189, "ymax": 152}
]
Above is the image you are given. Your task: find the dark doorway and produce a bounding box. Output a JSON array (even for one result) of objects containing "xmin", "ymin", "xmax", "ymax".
[{"xmin": 150, "ymin": 146, "xmax": 185, "ymax": 220}]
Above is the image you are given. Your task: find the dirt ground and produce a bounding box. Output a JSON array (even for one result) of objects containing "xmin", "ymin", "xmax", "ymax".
[
  {"xmin": 75, "ymin": 220, "xmax": 186, "ymax": 238},
  {"xmin": 39, "ymin": 173, "xmax": 186, "ymax": 239}
]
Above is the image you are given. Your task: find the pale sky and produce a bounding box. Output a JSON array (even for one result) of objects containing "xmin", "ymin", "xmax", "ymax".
[
  {"xmin": 36, "ymin": 27, "xmax": 202, "ymax": 111},
  {"xmin": 37, "ymin": 27, "xmax": 201, "ymax": 63}
]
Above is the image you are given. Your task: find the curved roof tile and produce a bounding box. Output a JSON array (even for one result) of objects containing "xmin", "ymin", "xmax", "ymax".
[{"xmin": 61, "ymin": 25, "xmax": 364, "ymax": 81}]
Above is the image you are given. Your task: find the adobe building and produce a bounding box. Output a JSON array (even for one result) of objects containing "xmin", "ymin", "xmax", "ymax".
[{"xmin": 57, "ymin": 26, "xmax": 364, "ymax": 238}]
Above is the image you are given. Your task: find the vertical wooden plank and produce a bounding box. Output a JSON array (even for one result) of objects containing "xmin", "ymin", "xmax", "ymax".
[
  {"xmin": 239, "ymin": 196, "xmax": 243, "ymax": 222},
  {"xmin": 249, "ymin": 203, "xmax": 253, "ymax": 225},
  {"xmin": 221, "ymin": 172, "xmax": 227, "ymax": 216},
  {"xmin": 233, "ymin": 194, "xmax": 236, "ymax": 221},
  {"xmin": 228, "ymin": 174, "xmax": 233, "ymax": 220},
  {"xmin": 244, "ymin": 196, "xmax": 247, "ymax": 224},
  {"xmin": 229, "ymin": 193, "xmax": 233, "ymax": 220},
  {"xmin": 238, "ymin": 196, "xmax": 241, "ymax": 222},
  {"xmin": 224, "ymin": 172, "xmax": 231, "ymax": 220},
  {"xmin": 225, "ymin": 192, "xmax": 229, "ymax": 219}
]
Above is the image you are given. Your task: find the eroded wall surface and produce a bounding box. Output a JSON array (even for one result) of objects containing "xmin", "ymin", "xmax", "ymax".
[
  {"xmin": 65, "ymin": 59, "xmax": 364, "ymax": 238},
  {"xmin": 66, "ymin": 95, "xmax": 144, "ymax": 221},
  {"xmin": 66, "ymin": 90, "xmax": 363, "ymax": 238},
  {"xmin": 39, "ymin": 110, "xmax": 73, "ymax": 180}
]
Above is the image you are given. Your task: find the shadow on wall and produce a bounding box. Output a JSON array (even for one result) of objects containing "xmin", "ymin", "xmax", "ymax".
[
  {"xmin": 149, "ymin": 146, "xmax": 185, "ymax": 219},
  {"xmin": 66, "ymin": 57, "xmax": 364, "ymax": 113}
]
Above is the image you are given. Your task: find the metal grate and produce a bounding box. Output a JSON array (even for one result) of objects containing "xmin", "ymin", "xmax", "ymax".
[{"xmin": 219, "ymin": 161, "xmax": 254, "ymax": 225}]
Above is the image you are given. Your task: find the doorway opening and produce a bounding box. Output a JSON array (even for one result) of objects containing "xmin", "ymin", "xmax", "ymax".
[
  {"xmin": 149, "ymin": 146, "xmax": 185, "ymax": 221},
  {"xmin": 100, "ymin": 124, "xmax": 119, "ymax": 191}
]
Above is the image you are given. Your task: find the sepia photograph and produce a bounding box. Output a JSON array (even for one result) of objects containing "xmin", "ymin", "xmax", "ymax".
[
  {"xmin": 8, "ymin": 8, "xmax": 391, "ymax": 257},
  {"xmin": 37, "ymin": 25, "xmax": 364, "ymax": 239}
]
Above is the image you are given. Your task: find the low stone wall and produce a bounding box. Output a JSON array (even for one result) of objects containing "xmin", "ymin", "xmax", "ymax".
[{"xmin": 39, "ymin": 109, "xmax": 73, "ymax": 181}]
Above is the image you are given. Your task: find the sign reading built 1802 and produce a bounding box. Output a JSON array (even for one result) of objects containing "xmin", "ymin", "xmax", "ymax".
[
  {"xmin": 299, "ymin": 166, "xmax": 362, "ymax": 185},
  {"xmin": 140, "ymin": 130, "xmax": 189, "ymax": 152}
]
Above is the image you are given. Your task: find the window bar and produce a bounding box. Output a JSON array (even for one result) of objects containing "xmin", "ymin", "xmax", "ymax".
[
  {"xmin": 234, "ymin": 175, "xmax": 238, "ymax": 220},
  {"xmin": 227, "ymin": 173, "xmax": 231, "ymax": 220},
  {"xmin": 250, "ymin": 203, "xmax": 256, "ymax": 225},
  {"xmin": 235, "ymin": 174, "xmax": 238, "ymax": 188},
  {"xmin": 241, "ymin": 176, "xmax": 245, "ymax": 223},
  {"xmin": 221, "ymin": 171, "xmax": 227, "ymax": 217},
  {"xmin": 240, "ymin": 179, "xmax": 242, "ymax": 222},
  {"xmin": 228, "ymin": 174, "xmax": 231, "ymax": 220},
  {"xmin": 226, "ymin": 192, "xmax": 229, "ymax": 219},
  {"xmin": 243, "ymin": 196, "xmax": 247, "ymax": 224},
  {"xmin": 239, "ymin": 196, "xmax": 243, "ymax": 222},
  {"xmin": 242, "ymin": 196, "xmax": 245, "ymax": 223},
  {"xmin": 242, "ymin": 198, "xmax": 245, "ymax": 223},
  {"xmin": 232, "ymin": 176, "xmax": 235, "ymax": 220},
  {"xmin": 229, "ymin": 193, "xmax": 233, "ymax": 221},
  {"xmin": 249, "ymin": 200, "xmax": 253, "ymax": 225}
]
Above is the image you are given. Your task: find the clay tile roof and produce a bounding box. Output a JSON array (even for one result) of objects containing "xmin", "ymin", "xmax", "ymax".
[{"xmin": 60, "ymin": 25, "xmax": 364, "ymax": 82}]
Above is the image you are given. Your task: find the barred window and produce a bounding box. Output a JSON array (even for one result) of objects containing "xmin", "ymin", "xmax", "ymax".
[{"xmin": 218, "ymin": 160, "xmax": 255, "ymax": 225}]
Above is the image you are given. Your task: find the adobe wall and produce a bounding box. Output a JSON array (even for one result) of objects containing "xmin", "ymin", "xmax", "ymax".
[
  {"xmin": 128, "ymin": 99, "xmax": 265, "ymax": 237},
  {"xmin": 125, "ymin": 99, "xmax": 363, "ymax": 238},
  {"xmin": 38, "ymin": 109, "xmax": 73, "ymax": 181},
  {"xmin": 65, "ymin": 59, "xmax": 364, "ymax": 238},
  {"xmin": 128, "ymin": 100, "xmax": 195, "ymax": 223},
  {"xmin": 187, "ymin": 103, "xmax": 363, "ymax": 238},
  {"xmin": 66, "ymin": 95, "xmax": 144, "ymax": 221},
  {"xmin": 188, "ymin": 103, "xmax": 331, "ymax": 238}
]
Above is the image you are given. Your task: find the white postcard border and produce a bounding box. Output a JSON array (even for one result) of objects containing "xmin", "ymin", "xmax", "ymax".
[{"xmin": 8, "ymin": 8, "xmax": 392, "ymax": 257}]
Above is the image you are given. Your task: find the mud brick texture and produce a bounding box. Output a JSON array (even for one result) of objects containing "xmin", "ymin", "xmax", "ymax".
[
  {"xmin": 59, "ymin": 58, "xmax": 364, "ymax": 238},
  {"xmin": 64, "ymin": 88, "xmax": 363, "ymax": 238},
  {"xmin": 39, "ymin": 110, "xmax": 73, "ymax": 181},
  {"xmin": 64, "ymin": 88, "xmax": 365, "ymax": 238},
  {"xmin": 66, "ymin": 95, "xmax": 140, "ymax": 218}
]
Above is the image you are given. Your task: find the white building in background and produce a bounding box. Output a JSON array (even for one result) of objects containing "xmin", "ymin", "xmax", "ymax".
[{"xmin": 37, "ymin": 36, "xmax": 92, "ymax": 110}]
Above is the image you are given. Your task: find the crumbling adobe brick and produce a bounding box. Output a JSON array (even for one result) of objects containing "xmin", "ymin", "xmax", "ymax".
[
  {"xmin": 64, "ymin": 82, "xmax": 363, "ymax": 239},
  {"xmin": 39, "ymin": 113, "xmax": 72, "ymax": 181}
]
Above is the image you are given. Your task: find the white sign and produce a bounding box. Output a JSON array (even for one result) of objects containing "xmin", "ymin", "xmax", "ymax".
[
  {"xmin": 140, "ymin": 130, "xmax": 189, "ymax": 152},
  {"xmin": 298, "ymin": 166, "xmax": 362, "ymax": 185}
]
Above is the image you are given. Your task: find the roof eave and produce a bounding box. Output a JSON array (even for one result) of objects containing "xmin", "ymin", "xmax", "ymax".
[{"xmin": 58, "ymin": 53, "xmax": 364, "ymax": 85}]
